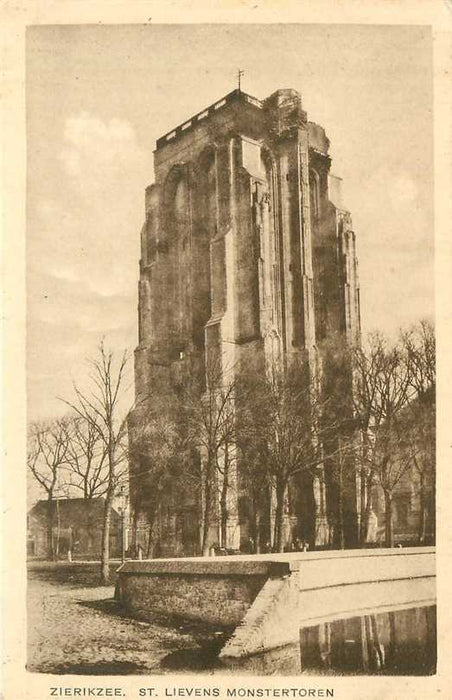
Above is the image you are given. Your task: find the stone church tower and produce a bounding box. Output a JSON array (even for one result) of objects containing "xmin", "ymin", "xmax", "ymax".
[{"xmin": 129, "ymin": 88, "xmax": 361, "ymax": 556}]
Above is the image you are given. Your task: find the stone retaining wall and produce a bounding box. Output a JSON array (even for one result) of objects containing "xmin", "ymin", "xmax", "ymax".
[
  {"xmin": 117, "ymin": 571, "xmax": 267, "ymax": 626},
  {"xmin": 116, "ymin": 548, "xmax": 435, "ymax": 657},
  {"xmin": 116, "ymin": 559, "xmax": 290, "ymax": 626}
]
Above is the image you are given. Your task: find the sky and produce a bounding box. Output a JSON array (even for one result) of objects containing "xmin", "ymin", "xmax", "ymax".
[{"xmin": 26, "ymin": 23, "xmax": 434, "ymax": 422}]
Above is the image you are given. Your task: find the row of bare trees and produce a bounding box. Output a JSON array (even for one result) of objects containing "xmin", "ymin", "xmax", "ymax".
[
  {"xmin": 353, "ymin": 321, "xmax": 435, "ymax": 547},
  {"xmin": 28, "ymin": 321, "xmax": 435, "ymax": 577},
  {"xmin": 27, "ymin": 342, "xmax": 129, "ymax": 582},
  {"xmin": 131, "ymin": 321, "xmax": 435, "ymax": 553}
]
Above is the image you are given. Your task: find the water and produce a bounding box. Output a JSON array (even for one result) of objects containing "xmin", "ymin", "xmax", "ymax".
[{"xmin": 226, "ymin": 605, "xmax": 436, "ymax": 676}]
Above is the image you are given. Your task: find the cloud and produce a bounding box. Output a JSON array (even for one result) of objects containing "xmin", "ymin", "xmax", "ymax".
[
  {"xmin": 30, "ymin": 112, "xmax": 148, "ymax": 298},
  {"xmin": 342, "ymin": 163, "xmax": 433, "ymax": 337},
  {"xmin": 389, "ymin": 173, "xmax": 419, "ymax": 206},
  {"xmin": 60, "ymin": 112, "xmax": 144, "ymax": 180},
  {"xmin": 28, "ymin": 112, "xmax": 147, "ymax": 419}
]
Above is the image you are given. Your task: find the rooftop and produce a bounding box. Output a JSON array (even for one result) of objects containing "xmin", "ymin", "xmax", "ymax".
[
  {"xmin": 155, "ymin": 88, "xmax": 263, "ymax": 150},
  {"xmin": 28, "ymin": 497, "xmax": 120, "ymax": 517}
]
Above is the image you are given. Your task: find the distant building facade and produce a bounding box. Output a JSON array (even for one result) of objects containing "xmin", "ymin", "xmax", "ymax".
[
  {"xmin": 27, "ymin": 498, "xmax": 123, "ymax": 559},
  {"xmin": 128, "ymin": 88, "xmax": 361, "ymax": 556},
  {"xmin": 372, "ymin": 465, "xmax": 434, "ymax": 546}
]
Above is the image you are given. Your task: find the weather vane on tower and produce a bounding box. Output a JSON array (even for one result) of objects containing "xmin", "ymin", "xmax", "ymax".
[{"xmin": 237, "ymin": 69, "xmax": 245, "ymax": 92}]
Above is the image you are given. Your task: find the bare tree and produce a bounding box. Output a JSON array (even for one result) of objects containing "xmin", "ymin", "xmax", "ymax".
[
  {"xmin": 369, "ymin": 419, "xmax": 412, "ymax": 548},
  {"xmin": 319, "ymin": 336, "xmax": 360, "ymax": 549},
  {"xmin": 401, "ymin": 320, "xmax": 436, "ymax": 543},
  {"xmin": 351, "ymin": 335, "xmax": 388, "ymax": 544},
  {"xmin": 27, "ymin": 417, "xmax": 71, "ymax": 559},
  {"xmin": 402, "ymin": 320, "xmax": 435, "ymax": 399},
  {"xmin": 325, "ymin": 438, "xmax": 361, "ymax": 550},
  {"xmin": 235, "ymin": 413, "xmax": 271, "ymax": 553},
  {"xmin": 354, "ymin": 334, "xmax": 414, "ymax": 547},
  {"xmin": 128, "ymin": 394, "xmax": 183, "ymax": 556},
  {"xmin": 62, "ymin": 342, "xmax": 129, "ymax": 583},
  {"xmin": 179, "ymin": 351, "xmax": 237, "ymax": 555},
  {"xmin": 65, "ymin": 413, "xmax": 109, "ymax": 499},
  {"xmin": 401, "ymin": 399, "xmax": 435, "ymax": 544},
  {"xmin": 241, "ymin": 356, "xmax": 338, "ymax": 553}
]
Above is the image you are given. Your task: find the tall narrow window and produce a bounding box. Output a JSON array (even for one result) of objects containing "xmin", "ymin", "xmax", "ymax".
[
  {"xmin": 206, "ymin": 157, "xmax": 217, "ymax": 239},
  {"xmin": 171, "ymin": 174, "xmax": 189, "ymax": 341},
  {"xmin": 174, "ymin": 177, "xmax": 188, "ymax": 230},
  {"xmin": 309, "ymin": 169, "xmax": 320, "ymax": 220}
]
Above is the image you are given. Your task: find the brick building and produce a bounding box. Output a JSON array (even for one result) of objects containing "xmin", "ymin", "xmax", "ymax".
[
  {"xmin": 128, "ymin": 88, "xmax": 361, "ymax": 556},
  {"xmin": 27, "ymin": 497, "xmax": 123, "ymax": 559}
]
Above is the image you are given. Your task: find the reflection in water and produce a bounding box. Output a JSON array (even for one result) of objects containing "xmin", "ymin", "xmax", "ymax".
[
  {"xmin": 299, "ymin": 605, "xmax": 436, "ymax": 675},
  {"xmin": 228, "ymin": 605, "xmax": 436, "ymax": 676}
]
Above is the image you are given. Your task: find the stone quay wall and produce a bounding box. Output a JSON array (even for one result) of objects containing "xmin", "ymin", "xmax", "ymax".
[
  {"xmin": 116, "ymin": 559, "xmax": 289, "ymax": 627},
  {"xmin": 116, "ymin": 548, "xmax": 435, "ymax": 657}
]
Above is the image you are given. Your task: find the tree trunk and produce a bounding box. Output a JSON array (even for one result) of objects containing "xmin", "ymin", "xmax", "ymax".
[
  {"xmin": 201, "ymin": 459, "xmax": 213, "ymax": 556},
  {"xmin": 46, "ymin": 495, "xmax": 55, "ymax": 561},
  {"xmin": 219, "ymin": 450, "xmax": 229, "ymax": 549},
  {"xmin": 255, "ymin": 513, "xmax": 261, "ymax": 554},
  {"xmin": 384, "ymin": 491, "xmax": 394, "ymax": 548},
  {"xmin": 273, "ymin": 481, "xmax": 286, "ymax": 553},
  {"xmin": 248, "ymin": 498, "xmax": 257, "ymax": 553},
  {"xmin": 131, "ymin": 502, "xmax": 139, "ymax": 553},
  {"xmin": 359, "ymin": 429, "xmax": 371, "ymax": 545},
  {"xmin": 143, "ymin": 499, "xmax": 161, "ymax": 558},
  {"xmin": 55, "ymin": 498, "xmax": 61, "ymax": 559},
  {"xmin": 100, "ymin": 486, "xmax": 113, "ymax": 584},
  {"xmin": 429, "ymin": 466, "xmax": 436, "ymax": 544},
  {"xmin": 418, "ymin": 472, "xmax": 426, "ymax": 545},
  {"xmin": 100, "ymin": 435, "xmax": 116, "ymax": 583},
  {"xmin": 361, "ymin": 472, "xmax": 374, "ymax": 545},
  {"xmin": 337, "ymin": 462, "xmax": 345, "ymax": 550},
  {"xmin": 359, "ymin": 467, "xmax": 367, "ymax": 543},
  {"xmin": 146, "ymin": 522, "xmax": 153, "ymax": 557},
  {"xmin": 220, "ymin": 496, "xmax": 227, "ymax": 548}
]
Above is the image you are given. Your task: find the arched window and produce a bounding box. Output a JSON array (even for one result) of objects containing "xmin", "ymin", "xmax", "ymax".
[
  {"xmin": 309, "ymin": 169, "xmax": 320, "ymax": 219},
  {"xmin": 174, "ymin": 177, "xmax": 188, "ymax": 225},
  {"xmin": 190, "ymin": 148, "xmax": 217, "ymax": 349},
  {"xmin": 261, "ymin": 147, "xmax": 283, "ymax": 336},
  {"xmin": 160, "ymin": 165, "xmax": 191, "ymax": 342},
  {"xmin": 161, "ymin": 164, "xmax": 188, "ymax": 245},
  {"xmin": 197, "ymin": 148, "xmax": 217, "ymax": 239}
]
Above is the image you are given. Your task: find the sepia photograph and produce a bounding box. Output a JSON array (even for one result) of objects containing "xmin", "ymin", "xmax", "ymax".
[
  {"xmin": 1, "ymin": 8, "xmax": 446, "ymax": 693},
  {"xmin": 24, "ymin": 21, "xmax": 436, "ymax": 678}
]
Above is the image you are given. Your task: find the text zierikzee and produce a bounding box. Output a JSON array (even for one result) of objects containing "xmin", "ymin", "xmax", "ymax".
[{"xmin": 50, "ymin": 689, "xmax": 124, "ymax": 697}]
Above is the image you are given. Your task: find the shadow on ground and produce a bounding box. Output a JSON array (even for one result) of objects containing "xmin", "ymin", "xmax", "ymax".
[
  {"xmin": 76, "ymin": 598, "xmax": 231, "ymax": 672},
  {"xmin": 160, "ymin": 648, "xmax": 225, "ymax": 671},
  {"xmin": 79, "ymin": 598, "xmax": 230, "ymax": 636},
  {"xmin": 32, "ymin": 660, "xmax": 147, "ymax": 675},
  {"xmin": 27, "ymin": 562, "xmax": 120, "ymax": 588}
]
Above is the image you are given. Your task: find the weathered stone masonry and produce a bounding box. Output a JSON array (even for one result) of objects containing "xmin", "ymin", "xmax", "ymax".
[
  {"xmin": 116, "ymin": 548, "xmax": 435, "ymax": 658},
  {"xmin": 129, "ymin": 88, "xmax": 361, "ymax": 556}
]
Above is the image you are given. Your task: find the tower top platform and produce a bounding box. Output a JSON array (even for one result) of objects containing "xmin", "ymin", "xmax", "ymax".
[{"xmin": 155, "ymin": 88, "xmax": 310, "ymax": 151}]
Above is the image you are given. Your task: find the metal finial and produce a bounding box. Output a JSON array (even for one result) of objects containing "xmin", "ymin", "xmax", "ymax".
[{"xmin": 237, "ymin": 69, "xmax": 245, "ymax": 92}]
